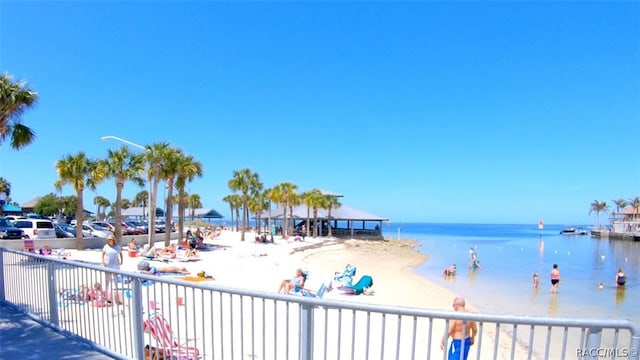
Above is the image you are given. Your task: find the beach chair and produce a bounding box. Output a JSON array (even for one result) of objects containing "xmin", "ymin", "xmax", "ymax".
[
  {"xmin": 290, "ymin": 271, "xmax": 309, "ymax": 295},
  {"xmin": 338, "ymin": 275, "xmax": 373, "ymax": 295},
  {"xmin": 23, "ymin": 239, "xmax": 36, "ymax": 253},
  {"xmin": 332, "ymin": 264, "xmax": 356, "ymax": 288},
  {"xmin": 301, "ymin": 283, "xmax": 328, "ymax": 298},
  {"xmin": 142, "ymin": 313, "xmax": 200, "ymax": 360}
]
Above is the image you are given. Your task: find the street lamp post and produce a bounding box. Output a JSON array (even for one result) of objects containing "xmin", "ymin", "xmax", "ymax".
[{"xmin": 101, "ymin": 135, "xmax": 153, "ymax": 246}]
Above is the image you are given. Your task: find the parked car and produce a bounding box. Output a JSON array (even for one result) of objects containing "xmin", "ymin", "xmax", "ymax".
[
  {"xmin": 154, "ymin": 219, "xmax": 167, "ymax": 233},
  {"xmin": 0, "ymin": 218, "xmax": 25, "ymax": 239},
  {"xmin": 81, "ymin": 224, "xmax": 113, "ymax": 238},
  {"xmin": 126, "ymin": 221, "xmax": 147, "ymax": 235},
  {"xmin": 109, "ymin": 221, "xmax": 138, "ymax": 235},
  {"xmin": 55, "ymin": 223, "xmax": 77, "ymax": 238},
  {"xmin": 91, "ymin": 221, "xmax": 120, "ymax": 234},
  {"xmin": 4, "ymin": 215, "xmax": 26, "ymax": 222},
  {"xmin": 13, "ymin": 218, "xmax": 56, "ymax": 239}
]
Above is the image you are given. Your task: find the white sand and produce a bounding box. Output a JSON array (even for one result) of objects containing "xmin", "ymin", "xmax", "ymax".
[{"xmin": 56, "ymin": 230, "xmax": 532, "ymax": 359}]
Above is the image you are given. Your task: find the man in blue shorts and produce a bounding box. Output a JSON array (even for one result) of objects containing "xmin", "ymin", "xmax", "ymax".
[{"xmin": 440, "ymin": 297, "xmax": 478, "ymax": 360}]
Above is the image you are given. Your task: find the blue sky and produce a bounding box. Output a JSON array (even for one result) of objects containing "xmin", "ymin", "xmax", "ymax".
[{"xmin": 1, "ymin": 1, "xmax": 638, "ymax": 225}]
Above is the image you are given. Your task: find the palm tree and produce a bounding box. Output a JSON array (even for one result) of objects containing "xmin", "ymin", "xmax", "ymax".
[
  {"xmin": 121, "ymin": 198, "xmax": 132, "ymax": 210},
  {"xmin": 101, "ymin": 146, "xmax": 145, "ymax": 244},
  {"xmin": 55, "ymin": 152, "xmax": 103, "ymax": 249},
  {"xmin": 325, "ymin": 195, "xmax": 342, "ymax": 237},
  {"xmin": 228, "ymin": 168, "xmax": 263, "ymax": 241},
  {"xmin": 271, "ymin": 182, "xmax": 298, "ymax": 239},
  {"xmin": 589, "ymin": 200, "xmax": 609, "ymax": 230},
  {"xmin": 222, "ymin": 194, "xmax": 242, "ymax": 232},
  {"xmin": 629, "ymin": 197, "xmax": 640, "ymax": 221},
  {"xmin": 57, "ymin": 195, "xmax": 77, "ymax": 219},
  {"xmin": 0, "ymin": 177, "xmax": 10, "ymax": 216},
  {"xmin": 0, "ymin": 73, "xmax": 38, "ymax": 150},
  {"xmin": 288, "ymin": 192, "xmax": 301, "ymax": 236},
  {"xmin": 612, "ymin": 198, "xmax": 628, "ymax": 221},
  {"xmin": 93, "ymin": 195, "xmax": 111, "ymax": 220},
  {"xmin": 187, "ymin": 194, "xmax": 202, "ymax": 221},
  {"xmin": 134, "ymin": 190, "xmax": 149, "ymax": 213},
  {"xmin": 174, "ymin": 154, "xmax": 203, "ymax": 241},
  {"xmin": 248, "ymin": 192, "xmax": 268, "ymax": 234},
  {"xmin": 266, "ymin": 186, "xmax": 281, "ymax": 235},
  {"xmin": 160, "ymin": 147, "xmax": 181, "ymax": 246},
  {"xmin": 144, "ymin": 142, "xmax": 171, "ymax": 237},
  {"xmin": 303, "ymin": 189, "xmax": 324, "ymax": 237}
]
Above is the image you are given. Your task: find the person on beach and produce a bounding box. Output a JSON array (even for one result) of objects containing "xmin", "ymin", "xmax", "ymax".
[
  {"xmin": 468, "ymin": 247, "xmax": 477, "ymax": 268},
  {"xmin": 443, "ymin": 264, "xmax": 457, "ymax": 276},
  {"xmin": 550, "ymin": 264, "xmax": 560, "ymax": 293},
  {"xmin": 101, "ymin": 234, "xmax": 123, "ymax": 314},
  {"xmin": 615, "ymin": 268, "xmax": 627, "ymax": 288},
  {"xmin": 440, "ymin": 296, "xmax": 477, "ymax": 360},
  {"xmin": 532, "ymin": 273, "xmax": 539, "ymax": 288},
  {"xmin": 137, "ymin": 261, "xmax": 190, "ymax": 275},
  {"xmin": 277, "ymin": 268, "xmax": 306, "ymax": 294},
  {"xmin": 128, "ymin": 238, "xmax": 139, "ymax": 251}
]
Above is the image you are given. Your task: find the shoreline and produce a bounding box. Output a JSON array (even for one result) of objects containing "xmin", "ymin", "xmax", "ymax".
[{"xmin": 21, "ymin": 231, "xmax": 532, "ymax": 359}]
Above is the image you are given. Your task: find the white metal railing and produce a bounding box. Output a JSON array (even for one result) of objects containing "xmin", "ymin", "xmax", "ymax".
[{"xmin": 1, "ymin": 247, "xmax": 638, "ymax": 360}]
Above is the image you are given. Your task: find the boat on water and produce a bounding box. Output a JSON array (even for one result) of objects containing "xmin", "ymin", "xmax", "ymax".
[{"xmin": 560, "ymin": 227, "xmax": 588, "ymax": 235}]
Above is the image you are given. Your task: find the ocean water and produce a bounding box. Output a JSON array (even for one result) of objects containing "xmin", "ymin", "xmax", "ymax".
[{"xmin": 382, "ymin": 223, "xmax": 639, "ymax": 324}]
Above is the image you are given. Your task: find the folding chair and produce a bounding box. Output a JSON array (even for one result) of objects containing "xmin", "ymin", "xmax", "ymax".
[
  {"xmin": 23, "ymin": 239, "xmax": 36, "ymax": 253},
  {"xmin": 142, "ymin": 313, "xmax": 200, "ymax": 360}
]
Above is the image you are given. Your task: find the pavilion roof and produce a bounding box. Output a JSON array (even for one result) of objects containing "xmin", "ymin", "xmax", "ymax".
[{"xmin": 265, "ymin": 204, "xmax": 387, "ymax": 221}]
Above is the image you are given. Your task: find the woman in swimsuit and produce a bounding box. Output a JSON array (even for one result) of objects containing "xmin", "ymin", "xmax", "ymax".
[
  {"xmin": 615, "ymin": 268, "xmax": 627, "ymax": 288},
  {"xmin": 550, "ymin": 264, "xmax": 560, "ymax": 293},
  {"xmin": 277, "ymin": 268, "xmax": 306, "ymax": 294}
]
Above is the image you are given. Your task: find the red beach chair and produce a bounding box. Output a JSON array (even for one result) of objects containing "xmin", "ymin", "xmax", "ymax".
[{"xmin": 142, "ymin": 314, "xmax": 200, "ymax": 360}]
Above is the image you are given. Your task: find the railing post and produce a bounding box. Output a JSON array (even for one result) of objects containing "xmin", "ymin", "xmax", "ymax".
[
  {"xmin": 300, "ymin": 302, "xmax": 314, "ymax": 360},
  {"xmin": 47, "ymin": 261, "xmax": 59, "ymax": 326},
  {"xmin": 630, "ymin": 331, "xmax": 640, "ymax": 360},
  {"xmin": 0, "ymin": 249, "xmax": 5, "ymax": 302},
  {"xmin": 131, "ymin": 278, "xmax": 145, "ymax": 360},
  {"xmin": 583, "ymin": 327, "xmax": 602, "ymax": 360}
]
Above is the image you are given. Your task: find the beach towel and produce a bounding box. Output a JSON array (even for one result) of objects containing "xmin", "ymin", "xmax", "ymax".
[{"xmin": 178, "ymin": 276, "xmax": 215, "ymax": 283}]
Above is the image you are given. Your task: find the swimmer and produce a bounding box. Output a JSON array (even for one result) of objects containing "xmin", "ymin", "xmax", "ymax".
[{"xmin": 532, "ymin": 273, "xmax": 539, "ymax": 288}]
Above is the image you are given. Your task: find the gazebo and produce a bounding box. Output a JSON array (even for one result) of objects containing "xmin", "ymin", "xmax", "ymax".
[{"xmin": 265, "ymin": 204, "xmax": 388, "ymax": 239}]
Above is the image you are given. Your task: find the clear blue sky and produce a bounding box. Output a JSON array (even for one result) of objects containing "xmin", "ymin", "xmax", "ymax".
[{"xmin": 1, "ymin": 1, "xmax": 638, "ymax": 225}]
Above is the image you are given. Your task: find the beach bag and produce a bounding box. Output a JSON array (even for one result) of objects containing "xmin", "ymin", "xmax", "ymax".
[{"xmin": 138, "ymin": 260, "xmax": 151, "ymax": 271}]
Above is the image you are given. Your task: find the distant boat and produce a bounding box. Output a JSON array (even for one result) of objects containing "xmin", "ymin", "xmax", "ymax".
[{"xmin": 560, "ymin": 227, "xmax": 588, "ymax": 235}]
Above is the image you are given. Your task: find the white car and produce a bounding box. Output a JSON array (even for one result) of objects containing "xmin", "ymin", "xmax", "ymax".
[
  {"xmin": 13, "ymin": 218, "xmax": 56, "ymax": 239},
  {"xmin": 81, "ymin": 224, "xmax": 113, "ymax": 238}
]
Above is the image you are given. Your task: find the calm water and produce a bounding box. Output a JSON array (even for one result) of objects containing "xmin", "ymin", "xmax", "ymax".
[{"xmin": 382, "ymin": 223, "xmax": 639, "ymax": 324}]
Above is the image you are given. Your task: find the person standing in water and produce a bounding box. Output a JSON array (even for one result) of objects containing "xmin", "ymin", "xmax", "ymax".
[
  {"xmin": 615, "ymin": 268, "xmax": 627, "ymax": 288},
  {"xmin": 550, "ymin": 264, "xmax": 560, "ymax": 293}
]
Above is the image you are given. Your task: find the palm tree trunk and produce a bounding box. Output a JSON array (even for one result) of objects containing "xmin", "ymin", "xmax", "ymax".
[
  {"xmin": 328, "ymin": 206, "xmax": 333, "ymax": 237},
  {"xmin": 164, "ymin": 181, "xmax": 174, "ymax": 247},
  {"xmin": 115, "ymin": 181, "xmax": 124, "ymax": 244},
  {"xmin": 75, "ymin": 189, "xmax": 84, "ymax": 250},
  {"xmin": 283, "ymin": 202, "xmax": 288, "ymax": 239}
]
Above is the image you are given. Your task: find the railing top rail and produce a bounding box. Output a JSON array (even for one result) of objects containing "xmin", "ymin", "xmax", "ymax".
[{"xmin": 3, "ymin": 246, "xmax": 639, "ymax": 337}]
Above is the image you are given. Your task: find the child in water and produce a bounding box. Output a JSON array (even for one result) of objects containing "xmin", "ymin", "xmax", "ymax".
[{"xmin": 532, "ymin": 273, "xmax": 539, "ymax": 288}]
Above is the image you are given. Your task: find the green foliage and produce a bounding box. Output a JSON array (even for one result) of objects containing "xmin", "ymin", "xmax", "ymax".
[{"xmin": 34, "ymin": 193, "xmax": 59, "ymax": 216}]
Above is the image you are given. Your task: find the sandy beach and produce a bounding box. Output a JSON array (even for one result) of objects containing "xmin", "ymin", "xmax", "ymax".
[{"xmin": 51, "ymin": 229, "xmax": 531, "ymax": 359}]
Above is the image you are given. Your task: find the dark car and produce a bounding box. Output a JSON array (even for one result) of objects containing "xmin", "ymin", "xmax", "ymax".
[
  {"xmin": 55, "ymin": 223, "xmax": 77, "ymax": 238},
  {"xmin": 0, "ymin": 218, "xmax": 25, "ymax": 239}
]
